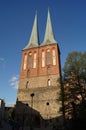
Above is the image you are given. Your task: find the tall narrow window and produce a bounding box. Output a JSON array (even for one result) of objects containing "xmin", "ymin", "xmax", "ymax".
[
  {"xmin": 52, "ymin": 49, "xmax": 56, "ymax": 65},
  {"xmin": 28, "ymin": 53, "xmax": 32, "ymax": 68},
  {"xmin": 47, "ymin": 49, "xmax": 50, "ymax": 65},
  {"xmin": 26, "ymin": 81, "xmax": 29, "ymax": 88},
  {"xmin": 42, "ymin": 51, "xmax": 45, "ymax": 67},
  {"xmin": 23, "ymin": 54, "xmax": 27, "ymax": 70},
  {"xmin": 33, "ymin": 53, "xmax": 36, "ymax": 68},
  {"xmin": 47, "ymin": 67, "xmax": 50, "ymax": 75},
  {"xmin": 47, "ymin": 79, "xmax": 51, "ymax": 86},
  {"xmin": 27, "ymin": 70, "xmax": 30, "ymax": 77}
]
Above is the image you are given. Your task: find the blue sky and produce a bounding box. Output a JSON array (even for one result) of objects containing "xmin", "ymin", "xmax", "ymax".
[{"xmin": 0, "ymin": 0, "xmax": 86, "ymax": 105}]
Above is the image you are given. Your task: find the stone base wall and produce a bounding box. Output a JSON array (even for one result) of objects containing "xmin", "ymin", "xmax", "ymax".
[{"xmin": 17, "ymin": 74, "xmax": 62, "ymax": 119}]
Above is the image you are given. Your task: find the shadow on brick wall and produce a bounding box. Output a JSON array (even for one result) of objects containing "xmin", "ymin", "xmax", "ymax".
[{"xmin": 13, "ymin": 100, "xmax": 63, "ymax": 129}]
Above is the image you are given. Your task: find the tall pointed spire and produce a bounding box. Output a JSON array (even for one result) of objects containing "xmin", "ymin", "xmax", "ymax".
[
  {"xmin": 23, "ymin": 11, "xmax": 39, "ymax": 50},
  {"xmin": 42, "ymin": 8, "xmax": 57, "ymax": 45}
]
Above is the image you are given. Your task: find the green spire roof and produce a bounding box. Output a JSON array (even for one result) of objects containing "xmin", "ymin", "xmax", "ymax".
[
  {"xmin": 23, "ymin": 12, "xmax": 39, "ymax": 50},
  {"xmin": 42, "ymin": 8, "xmax": 57, "ymax": 45}
]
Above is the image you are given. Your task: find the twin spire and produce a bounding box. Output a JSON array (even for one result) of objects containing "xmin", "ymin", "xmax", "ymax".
[
  {"xmin": 23, "ymin": 12, "xmax": 39, "ymax": 49},
  {"xmin": 23, "ymin": 9, "xmax": 57, "ymax": 50},
  {"xmin": 43, "ymin": 9, "xmax": 57, "ymax": 45}
]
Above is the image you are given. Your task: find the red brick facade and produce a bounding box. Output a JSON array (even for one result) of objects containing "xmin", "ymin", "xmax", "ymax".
[{"xmin": 20, "ymin": 43, "xmax": 61, "ymax": 79}]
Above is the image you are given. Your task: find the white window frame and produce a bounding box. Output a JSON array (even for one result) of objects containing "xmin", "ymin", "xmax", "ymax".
[
  {"xmin": 33, "ymin": 53, "xmax": 37, "ymax": 68},
  {"xmin": 42, "ymin": 51, "xmax": 45, "ymax": 67},
  {"xmin": 23, "ymin": 54, "xmax": 27, "ymax": 70},
  {"xmin": 52, "ymin": 49, "xmax": 56, "ymax": 65}
]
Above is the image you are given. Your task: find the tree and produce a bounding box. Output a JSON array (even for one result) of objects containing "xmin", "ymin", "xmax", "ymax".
[
  {"xmin": 62, "ymin": 51, "xmax": 86, "ymax": 121},
  {"xmin": 8, "ymin": 106, "xmax": 16, "ymax": 120}
]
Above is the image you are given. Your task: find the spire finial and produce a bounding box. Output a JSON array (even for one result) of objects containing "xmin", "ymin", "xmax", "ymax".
[
  {"xmin": 42, "ymin": 8, "xmax": 57, "ymax": 45},
  {"xmin": 23, "ymin": 11, "xmax": 39, "ymax": 50},
  {"xmin": 35, "ymin": 10, "xmax": 37, "ymax": 16},
  {"xmin": 48, "ymin": 6, "xmax": 50, "ymax": 11}
]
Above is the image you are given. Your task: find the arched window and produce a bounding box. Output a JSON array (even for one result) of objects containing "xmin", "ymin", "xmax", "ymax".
[
  {"xmin": 52, "ymin": 49, "xmax": 56, "ymax": 65},
  {"xmin": 33, "ymin": 53, "xmax": 36, "ymax": 68},
  {"xmin": 28, "ymin": 53, "xmax": 32, "ymax": 68},
  {"xmin": 42, "ymin": 51, "xmax": 45, "ymax": 67},
  {"xmin": 23, "ymin": 54, "xmax": 27, "ymax": 70},
  {"xmin": 26, "ymin": 81, "xmax": 29, "ymax": 88},
  {"xmin": 47, "ymin": 79, "xmax": 51, "ymax": 86},
  {"xmin": 47, "ymin": 49, "xmax": 51, "ymax": 65}
]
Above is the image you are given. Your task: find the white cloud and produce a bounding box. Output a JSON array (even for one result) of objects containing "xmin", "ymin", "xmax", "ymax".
[
  {"xmin": 9, "ymin": 75, "xmax": 19, "ymax": 89},
  {"xmin": 10, "ymin": 76, "xmax": 18, "ymax": 82},
  {"xmin": 5, "ymin": 103, "xmax": 15, "ymax": 107}
]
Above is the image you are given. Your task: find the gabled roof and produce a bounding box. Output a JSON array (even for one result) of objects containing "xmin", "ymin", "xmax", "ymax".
[
  {"xmin": 42, "ymin": 8, "xmax": 57, "ymax": 45},
  {"xmin": 23, "ymin": 12, "xmax": 39, "ymax": 50}
]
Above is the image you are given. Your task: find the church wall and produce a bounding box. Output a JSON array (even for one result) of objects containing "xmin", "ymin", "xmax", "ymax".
[
  {"xmin": 18, "ymin": 85, "xmax": 61, "ymax": 119},
  {"xmin": 16, "ymin": 9, "xmax": 63, "ymax": 127}
]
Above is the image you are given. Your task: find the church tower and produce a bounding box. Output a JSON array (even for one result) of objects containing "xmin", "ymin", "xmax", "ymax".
[{"xmin": 17, "ymin": 9, "xmax": 62, "ymax": 125}]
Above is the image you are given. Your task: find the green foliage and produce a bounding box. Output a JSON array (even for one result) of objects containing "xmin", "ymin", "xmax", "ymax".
[
  {"xmin": 63, "ymin": 51, "xmax": 86, "ymax": 79},
  {"xmin": 8, "ymin": 106, "xmax": 16, "ymax": 120}
]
